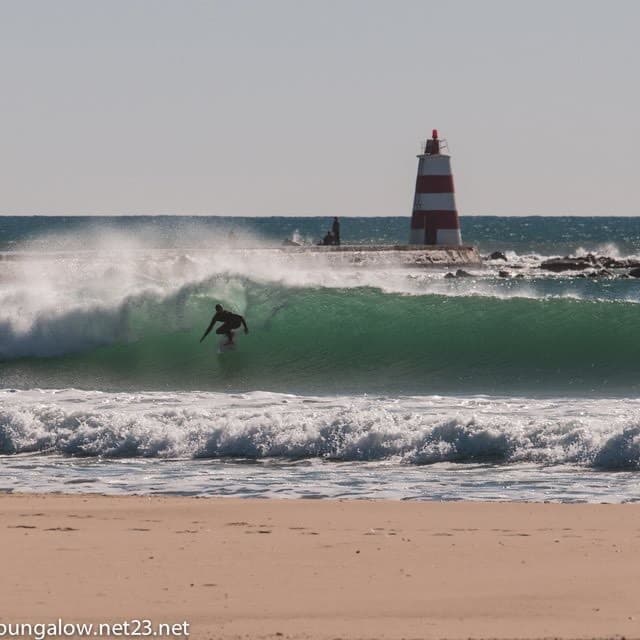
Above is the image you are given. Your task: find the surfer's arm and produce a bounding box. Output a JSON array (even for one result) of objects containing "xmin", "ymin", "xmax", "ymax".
[
  {"xmin": 199, "ymin": 315, "xmax": 218, "ymax": 342},
  {"xmin": 240, "ymin": 316, "xmax": 249, "ymax": 334}
]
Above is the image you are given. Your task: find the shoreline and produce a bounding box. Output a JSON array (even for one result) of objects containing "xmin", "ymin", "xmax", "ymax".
[{"xmin": 2, "ymin": 494, "xmax": 639, "ymax": 639}]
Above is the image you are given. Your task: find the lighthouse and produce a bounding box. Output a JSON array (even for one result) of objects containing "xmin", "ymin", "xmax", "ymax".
[{"xmin": 409, "ymin": 129, "xmax": 462, "ymax": 246}]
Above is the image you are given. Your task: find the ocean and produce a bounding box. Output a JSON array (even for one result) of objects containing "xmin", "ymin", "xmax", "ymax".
[{"xmin": 1, "ymin": 215, "xmax": 640, "ymax": 501}]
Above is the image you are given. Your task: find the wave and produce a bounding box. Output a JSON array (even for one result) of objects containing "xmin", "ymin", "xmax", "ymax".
[
  {"xmin": 2, "ymin": 231, "xmax": 640, "ymax": 394},
  {"xmin": 2, "ymin": 275, "xmax": 640, "ymax": 393},
  {"xmin": 2, "ymin": 390, "xmax": 640, "ymax": 470}
]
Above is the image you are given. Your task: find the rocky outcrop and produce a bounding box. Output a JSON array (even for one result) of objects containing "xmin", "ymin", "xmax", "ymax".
[
  {"xmin": 538, "ymin": 254, "xmax": 640, "ymax": 277},
  {"xmin": 587, "ymin": 269, "xmax": 615, "ymax": 278},
  {"xmin": 540, "ymin": 258, "xmax": 593, "ymax": 272},
  {"xmin": 445, "ymin": 269, "xmax": 474, "ymax": 279}
]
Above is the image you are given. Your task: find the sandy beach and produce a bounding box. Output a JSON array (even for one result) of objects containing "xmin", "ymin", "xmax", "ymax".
[{"xmin": 0, "ymin": 495, "xmax": 638, "ymax": 639}]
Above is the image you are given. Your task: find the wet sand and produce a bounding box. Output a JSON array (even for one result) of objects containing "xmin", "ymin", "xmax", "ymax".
[{"xmin": 2, "ymin": 494, "xmax": 639, "ymax": 639}]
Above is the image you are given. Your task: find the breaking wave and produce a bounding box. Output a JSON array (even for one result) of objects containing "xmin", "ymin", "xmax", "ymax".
[
  {"xmin": 1, "ymin": 275, "xmax": 640, "ymax": 394},
  {"xmin": 2, "ymin": 390, "xmax": 640, "ymax": 470},
  {"xmin": 1, "ymin": 224, "xmax": 640, "ymax": 394}
]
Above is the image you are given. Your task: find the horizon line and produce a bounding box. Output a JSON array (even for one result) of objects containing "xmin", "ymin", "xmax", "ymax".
[{"xmin": 1, "ymin": 213, "xmax": 639, "ymax": 219}]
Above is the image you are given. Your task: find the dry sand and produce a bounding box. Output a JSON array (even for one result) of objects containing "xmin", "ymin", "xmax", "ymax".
[{"xmin": 1, "ymin": 494, "xmax": 639, "ymax": 639}]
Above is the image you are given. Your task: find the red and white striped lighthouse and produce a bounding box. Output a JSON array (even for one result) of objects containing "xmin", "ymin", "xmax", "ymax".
[{"xmin": 409, "ymin": 129, "xmax": 462, "ymax": 245}]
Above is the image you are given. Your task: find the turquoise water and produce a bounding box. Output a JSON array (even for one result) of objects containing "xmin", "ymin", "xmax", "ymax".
[{"xmin": 2, "ymin": 285, "xmax": 639, "ymax": 395}]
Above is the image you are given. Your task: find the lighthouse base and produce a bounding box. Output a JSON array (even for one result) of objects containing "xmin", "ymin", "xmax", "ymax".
[{"xmin": 409, "ymin": 228, "xmax": 462, "ymax": 246}]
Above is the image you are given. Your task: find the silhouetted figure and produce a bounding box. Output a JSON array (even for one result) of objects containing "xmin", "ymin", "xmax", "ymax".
[
  {"xmin": 332, "ymin": 217, "xmax": 340, "ymax": 245},
  {"xmin": 321, "ymin": 230, "xmax": 336, "ymax": 246},
  {"xmin": 200, "ymin": 304, "xmax": 248, "ymax": 346}
]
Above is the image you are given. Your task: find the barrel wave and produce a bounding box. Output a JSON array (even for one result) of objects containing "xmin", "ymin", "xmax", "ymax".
[{"xmin": 2, "ymin": 277, "xmax": 639, "ymax": 394}]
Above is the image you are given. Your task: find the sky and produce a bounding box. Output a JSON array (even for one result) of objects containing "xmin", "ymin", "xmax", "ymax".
[{"xmin": 1, "ymin": 0, "xmax": 639, "ymax": 216}]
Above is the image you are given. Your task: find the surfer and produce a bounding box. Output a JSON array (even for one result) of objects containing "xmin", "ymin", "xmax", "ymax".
[{"xmin": 199, "ymin": 304, "xmax": 249, "ymax": 346}]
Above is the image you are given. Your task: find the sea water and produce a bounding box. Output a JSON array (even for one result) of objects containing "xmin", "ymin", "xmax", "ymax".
[{"xmin": 1, "ymin": 215, "xmax": 640, "ymax": 501}]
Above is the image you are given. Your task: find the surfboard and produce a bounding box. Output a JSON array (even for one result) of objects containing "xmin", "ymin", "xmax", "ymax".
[{"xmin": 217, "ymin": 335, "xmax": 237, "ymax": 353}]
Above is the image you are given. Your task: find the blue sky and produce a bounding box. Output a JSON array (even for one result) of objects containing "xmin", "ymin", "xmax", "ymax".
[{"xmin": 1, "ymin": 0, "xmax": 639, "ymax": 216}]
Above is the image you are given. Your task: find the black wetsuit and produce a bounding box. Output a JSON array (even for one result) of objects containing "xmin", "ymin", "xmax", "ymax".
[
  {"xmin": 212, "ymin": 310, "xmax": 243, "ymax": 336},
  {"xmin": 200, "ymin": 308, "xmax": 248, "ymax": 344}
]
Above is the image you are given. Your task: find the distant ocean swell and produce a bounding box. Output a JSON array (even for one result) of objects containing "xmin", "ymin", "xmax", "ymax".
[
  {"xmin": 1, "ymin": 278, "xmax": 639, "ymax": 394},
  {"xmin": 1, "ymin": 391, "xmax": 640, "ymax": 470}
]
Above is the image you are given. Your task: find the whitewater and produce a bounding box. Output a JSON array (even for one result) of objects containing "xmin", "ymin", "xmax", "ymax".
[{"xmin": 1, "ymin": 215, "xmax": 640, "ymax": 500}]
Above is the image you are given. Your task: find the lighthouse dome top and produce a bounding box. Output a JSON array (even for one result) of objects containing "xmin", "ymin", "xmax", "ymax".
[{"xmin": 421, "ymin": 129, "xmax": 449, "ymax": 156}]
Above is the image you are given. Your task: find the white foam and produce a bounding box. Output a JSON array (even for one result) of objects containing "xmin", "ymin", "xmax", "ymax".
[{"xmin": 2, "ymin": 389, "xmax": 640, "ymax": 470}]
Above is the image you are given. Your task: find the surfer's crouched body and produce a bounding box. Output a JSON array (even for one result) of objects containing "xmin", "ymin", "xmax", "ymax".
[{"xmin": 200, "ymin": 304, "xmax": 249, "ymax": 345}]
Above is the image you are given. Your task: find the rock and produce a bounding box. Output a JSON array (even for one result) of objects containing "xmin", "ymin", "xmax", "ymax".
[
  {"xmin": 598, "ymin": 256, "xmax": 626, "ymax": 269},
  {"xmin": 587, "ymin": 269, "xmax": 614, "ymax": 278},
  {"xmin": 629, "ymin": 267, "xmax": 640, "ymax": 278},
  {"xmin": 498, "ymin": 270, "xmax": 510, "ymax": 278},
  {"xmin": 445, "ymin": 270, "xmax": 473, "ymax": 279},
  {"xmin": 540, "ymin": 258, "xmax": 591, "ymax": 272},
  {"xmin": 488, "ymin": 251, "xmax": 507, "ymax": 261}
]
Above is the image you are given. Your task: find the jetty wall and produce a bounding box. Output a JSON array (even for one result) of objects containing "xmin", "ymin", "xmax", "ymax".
[{"xmin": 279, "ymin": 244, "xmax": 481, "ymax": 267}]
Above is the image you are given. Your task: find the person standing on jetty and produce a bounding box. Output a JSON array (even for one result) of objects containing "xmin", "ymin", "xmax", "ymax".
[{"xmin": 332, "ymin": 217, "xmax": 340, "ymax": 245}]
